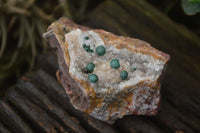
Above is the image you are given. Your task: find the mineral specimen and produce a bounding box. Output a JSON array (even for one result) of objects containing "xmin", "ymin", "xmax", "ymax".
[{"xmin": 44, "ymin": 17, "xmax": 170, "ymax": 124}]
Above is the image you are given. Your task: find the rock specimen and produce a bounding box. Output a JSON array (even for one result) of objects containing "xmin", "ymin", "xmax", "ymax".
[{"xmin": 44, "ymin": 17, "xmax": 170, "ymax": 124}]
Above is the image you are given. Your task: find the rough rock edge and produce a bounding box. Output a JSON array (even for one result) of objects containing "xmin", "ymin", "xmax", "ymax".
[{"xmin": 43, "ymin": 17, "xmax": 170, "ymax": 124}]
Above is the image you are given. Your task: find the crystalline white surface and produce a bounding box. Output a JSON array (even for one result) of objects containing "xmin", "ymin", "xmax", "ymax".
[
  {"xmin": 63, "ymin": 29, "xmax": 166, "ymax": 123},
  {"xmin": 65, "ymin": 29, "xmax": 165, "ymax": 93}
]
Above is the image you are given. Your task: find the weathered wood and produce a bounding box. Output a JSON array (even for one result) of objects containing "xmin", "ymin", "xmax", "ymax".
[
  {"xmin": 0, "ymin": 121, "xmax": 12, "ymax": 133},
  {"xmin": 0, "ymin": 69, "xmax": 118, "ymax": 133},
  {"xmin": 114, "ymin": 116, "xmax": 164, "ymax": 133},
  {"xmin": 15, "ymin": 79, "xmax": 87, "ymax": 133},
  {"xmin": 35, "ymin": 52, "xmax": 58, "ymax": 76},
  {"xmin": 0, "ymin": 99, "xmax": 34, "ymax": 133},
  {"xmin": 32, "ymin": 69, "xmax": 118, "ymax": 133},
  {"xmin": 0, "ymin": 0, "xmax": 199, "ymax": 132},
  {"xmin": 6, "ymin": 87, "xmax": 69, "ymax": 133}
]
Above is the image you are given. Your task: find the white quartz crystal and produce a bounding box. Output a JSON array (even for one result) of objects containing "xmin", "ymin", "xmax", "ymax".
[{"xmin": 65, "ymin": 29, "xmax": 165, "ymax": 94}]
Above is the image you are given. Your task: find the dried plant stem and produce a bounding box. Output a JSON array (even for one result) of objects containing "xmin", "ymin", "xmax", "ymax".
[
  {"xmin": 23, "ymin": 18, "xmax": 36, "ymax": 71},
  {"xmin": 78, "ymin": 0, "xmax": 88, "ymax": 18},
  {"xmin": 59, "ymin": 0, "xmax": 72, "ymax": 18},
  {"xmin": 5, "ymin": 0, "xmax": 17, "ymax": 6},
  {"xmin": 5, "ymin": 5, "xmax": 30, "ymax": 16},
  {"xmin": 1, "ymin": 17, "xmax": 25, "ymax": 70},
  {"xmin": 0, "ymin": 14, "xmax": 7, "ymax": 59},
  {"xmin": 34, "ymin": 6, "xmax": 53, "ymax": 21},
  {"xmin": 24, "ymin": 0, "xmax": 35, "ymax": 9},
  {"xmin": 7, "ymin": 16, "xmax": 17, "ymax": 31},
  {"xmin": 36, "ymin": 19, "xmax": 47, "ymax": 52}
]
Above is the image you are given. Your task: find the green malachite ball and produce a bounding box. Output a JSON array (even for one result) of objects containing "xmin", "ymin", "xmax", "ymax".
[
  {"xmin": 89, "ymin": 74, "xmax": 98, "ymax": 83},
  {"xmin": 84, "ymin": 46, "xmax": 90, "ymax": 51},
  {"xmin": 82, "ymin": 44, "xmax": 94, "ymax": 53},
  {"xmin": 132, "ymin": 68, "xmax": 137, "ymax": 71},
  {"xmin": 88, "ymin": 49, "xmax": 94, "ymax": 53},
  {"xmin": 86, "ymin": 63, "xmax": 95, "ymax": 73},
  {"xmin": 96, "ymin": 46, "xmax": 106, "ymax": 56},
  {"xmin": 120, "ymin": 71, "xmax": 128, "ymax": 80},
  {"xmin": 110, "ymin": 59, "xmax": 120, "ymax": 69},
  {"xmin": 85, "ymin": 36, "xmax": 89, "ymax": 40}
]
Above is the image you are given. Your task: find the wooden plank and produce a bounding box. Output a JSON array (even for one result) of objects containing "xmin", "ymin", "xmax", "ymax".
[
  {"xmin": 1, "ymin": 69, "xmax": 118, "ymax": 133},
  {"xmin": 15, "ymin": 79, "xmax": 87, "ymax": 133},
  {"xmin": 114, "ymin": 116, "xmax": 164, "ymax": 133},
  {"xmin": 36, "ymin": 52, "xmax": 58, "ymax": 77},
  {"xmin": 5, "ymin": 87, "xmax": 68, "ymax": 133},
  {"xmin": 0, "ymin": 100, "xmax": 34, "ymax": 133},
  {"xmin": 0, "ymin": 121, "xmax": 12, "ymax": 133},
  {"xmin": 32, "ymin": 69, "xmax": 118, "ymax": 133}
]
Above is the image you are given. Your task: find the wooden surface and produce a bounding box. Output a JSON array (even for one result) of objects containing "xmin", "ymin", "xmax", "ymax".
[{"xmin": 0, "ymin": 0, "xmax": 200, "ymax": 132}]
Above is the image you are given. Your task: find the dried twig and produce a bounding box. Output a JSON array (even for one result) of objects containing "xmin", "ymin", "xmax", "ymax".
[
  {"xmin": 0, "ymin": 14, "xmax": 7, "ymax": 59},
  {"xmin": 0, "ymin": 0, "xmax": 79, "ymax": 89},
  {"xmin": 78, "ymin": 0, "xmax": 88, "ymax": 19},
  {"xmin": 5, "ymin": 5, "xmax": 31, "ymax": 16},
  {"xmin": 36, "ymin": 19, "xmax": 47, "ymax": 52},
  {"xmin": 24, "ymin": 0, "xmax": 35, "ymax": 9},
  {"xmin": 59, "ymin": 0, "xmax": 72, "ymax": 18},
  {"xmin": 1, "ymin": 17, "xmax": 25, "ymax": 70},
  {"xmin": 7, "ymin": 16, "xmax": 17, "ymax": 31},
  {"xmin": 33, "ymin": 6, "xmax": 53, "ymax": 21},
  {"xmin": 23, "ymin": 18, "xmax": 36, "ymax": 71}
]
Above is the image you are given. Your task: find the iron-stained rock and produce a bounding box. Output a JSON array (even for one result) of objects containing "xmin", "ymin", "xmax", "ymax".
[{"xmin": 44, "ymin": 17, "xmax": 170, "ymax": 124}]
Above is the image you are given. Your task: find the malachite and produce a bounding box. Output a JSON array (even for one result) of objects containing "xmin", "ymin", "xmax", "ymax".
[
  {"xmin": 88, "ymin": 49, "xmax": 94, "ymax": 53},
  {"xmin": 96, "ymin": 46, "xmax": 106, "ymax": 56},
  {"xmin": 89, "ymin": 74, "xmax": 98, "ymax": 83},
  {"xmin": 84, "ymin": 46, "xmax": 90, "ymax": 51},
  {"xmin": 84, "ymin": 36, "xmax": 89, "ymax": 40},
  {"xmin": 133, "ymin": 68, "xmax": 137, "ymax": 71},
  {"xmin": 120, "ymin": 71, "xmax": 128, "ymax": 80},
  {"xmin": 82, "ymin": 44, "xmax": 94, "ymax": 53},
  {"xmin": 110, "ymin": 59, "xmax": 120, "ymax": 69},
  {"xmin": 86, "ymin": 63, "xmax": 95, "ymax": 73}
]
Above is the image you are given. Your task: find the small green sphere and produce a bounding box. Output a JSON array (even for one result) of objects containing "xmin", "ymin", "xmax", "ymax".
[
  {"xmin": 86, "ymin": 63, "xmax": 95, "ymax": 73},
  {"xmin": 88, "ymin": 49, "xmax": 94, "ymax": 53},
  {"xmin": 82, "ymin": 44, "xmax": 86, "ymax": 47},
  {"xmin": 85, "ymin": 36, "xmax": 89, "ymax": 40},
  {"xmin": 96, "ymin": 46, "xmax": 106, "ymax": 56},
  {"xmin": 84, "ymin": 46, "xmax": 90, "ymax": 51},
  {"xmin": 110, "ymin": 59, "xmax": 120, "ymax": 69},
  {"xmin": 120, "ymin": 71, "xmax": 128, "ymax": 80},
  {"xmin": 132, "ymin": 68, "xmax": 137, "ymax": 71},
  {"xmin": 89, "ymin": 74, "xmax": 98, "ymax": 83}
]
